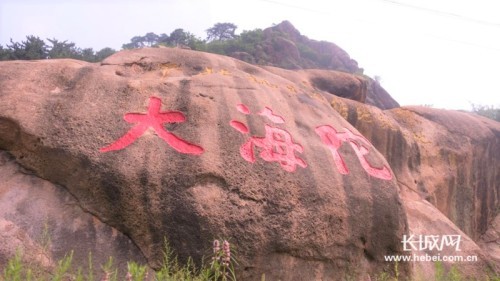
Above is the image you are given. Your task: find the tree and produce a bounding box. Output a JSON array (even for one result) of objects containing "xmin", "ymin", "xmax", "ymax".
[
  {"xmin": 206, "ymin": 23, "xmax": 238, "ymax": 41},
  {"xmin": 122, "ymin": 35, "xmax": 146, "ymax": 49},
  {"xmin": 6, "ymin": 36, "xmax": 48, "ymax": 60},
  {"xmin": 0, "ymin": 45, "xmax": 11, "ymax": 60},
  {"xmin": 168, "ymin": 29, "xmax": 191, "ymax": 46},
  {"xmin": 21, "ymin": 36, "xmax": 48, "ymax": 59},
  {"xmin": 157, "ymin": 33, "xmax": 170, "ymax": 44},
  {"xmin": 144, "ymin": 32, "xmax": 159, "ymax": 46},
  {"xmin": 122, "ymin": 32, "xmax": 161, "ymax": 49},
  {"xmin": 95, "ymin": 47, "xmax": 116, "ymax": 61},
  {"xmin": 80, "ymin": 48, "xmax": 97, "ymax": 62},
  {"xmin": 47, "ymin": 38, "xmax": 80, "ymax": 59}
]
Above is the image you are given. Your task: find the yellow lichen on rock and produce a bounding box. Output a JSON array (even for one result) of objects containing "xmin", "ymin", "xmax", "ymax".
[
  {"xmin": 160, "ymin": 62, "xmax": 181, "ymax": 77},
  {"xmin": 246, "ymin": 74, "xmax": 278, "ymax": 88},
  {"xmin": 201, "ymin": 67, "xmax": 213, "ymax": 75},
  {"xmin": 330, "ymin": 99, "xmax": 349, "ymax": 120}
]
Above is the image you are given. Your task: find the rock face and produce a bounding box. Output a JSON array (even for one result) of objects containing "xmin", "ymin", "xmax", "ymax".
[
  {"xmin": 479, "ymin": 214, "xmax": 500, "ymax": 265},
  {"xmin": 366, "ymin": 80, "xmax": 400, "ymax": 110},
  {"xmin": 0, "ymin": 151, "xmax": 145, "ymax": 274},
  {"xmin": 0, "ymin": 48, "xmax": 409, "ymax": 280},
  {"xmin": 0, "ymin": 47, "xmax": 498, "ymax": 279},
  {"xmin": 328, "ymin": 96, "xmax": 500, "ymax": 276},
  {"xmin": 263, "ymin": 66, "xmax": 399, "ymax": 110},
  {"xmin": 329, "ymin": 98, "xmax": 499, "ymax": 240}
]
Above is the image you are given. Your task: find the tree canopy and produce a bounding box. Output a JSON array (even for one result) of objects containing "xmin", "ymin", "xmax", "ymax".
[
  {"xmin": 0, "ymin": 22, "xmax": 242, "ymax": 62},
  {"xmin": 206, "ymin": 23, "xmax": 238, "ymax": 41},
  {"xmin": 0, "ymin": 36, "xmax": 116, "ymax": 62},
  {"xmin": 122, "ymin": 29, "xmax": 204, "ymax": 50}
]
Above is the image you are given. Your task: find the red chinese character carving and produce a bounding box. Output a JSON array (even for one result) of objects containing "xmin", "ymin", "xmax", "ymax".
[
  {"xmin": 315, "ymin": 125, "xmax": 392, "ymax": 180},
  {"xmin": 100, "ymin": 97, "xmax": 204, "ymax": 155},
  {"xmin": 229, "ymin": 120, "xmax": 249, "ymax": 134},
  {"xmin": 236, "ymin": 104, "xmax": 250, "ymax": 114},
  {"xmin": 230, "ymin": 104, "xmax": 306, "ymax": 172},
  {"xmin": 241, "ymin": 125, "xmax": 306, "ymax": 172},
  {"xmin": 258, "ymin": 107, "xmax": 284, "ymax": 124}
]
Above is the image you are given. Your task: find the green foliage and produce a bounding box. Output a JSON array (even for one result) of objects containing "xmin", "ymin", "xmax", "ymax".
[
  {"xmin": 47, "ymin": 38, "xmax": 79, "ymax": 59},
  {"xmin": 122, "ymin": 35, "xmax": 147, "ymax": 49},
  {"xmin": 0, "ymin": 36, "xmax": 115, "ymax": 62},
  {"xmin": 471, "ymin": 103, "xmax": 500, "ymax": 122},
  {"xmin": 120, "ymin": 24, "xmax": 266, "ymax": 65},
  {"xmin": 202, "ymin": 28, "xmax": 266, "ymax": 63},
  {"xmin": 2, "ymin": 251, "xmax": 23, "ymax": 281},
  {"xmin": 127, "ymin": 262, "xmax": 148, "ymax": 281},
  {"xmin": 87, "ymin": 251, "xmax": 94, "ymax": 281},
  {"xmin": 101, "ymin": 256, "xmax": 118, "ymax": 281},
  {"xmin": 0, "ymin": 45, "xmax": 11, "ymax": 60},
  {"xmin": 374, "ymin": 271, "xmax": 392, "ymax": 281},
  {"xmin": 206, "ymin": 23, "xmax": 238, "ymax": 41},
  {"xmin": 447, "ymin": 265, "xmax": 462, "ymax": 281},
  {"xmin": 52, "ymin": 251, "xmax": 73, "ymax": 281},
  {"xmin": 168, "ymin": 29, "xmax": 188, "ymax": 46},
  {"xmin": 1, "ymin": 237, "xmax": 239, "ymax": 281},
  {"xmin": 240, "ymin": 29, "xmax": 263, "ymax": 45},
  {"xmin": 39, "ymin": 219, "xmax": 52, "ymax": 253},
  {"xmin": 95, "ymin": 47, "xmax": 116, "ymax": 61},
  {"xmin": 123, "ymin": 29, "xmax": 204, "ymax": 50},
  {"xmin": 434, "ymin": 261, "xmax": 446, "ymax": 281},
  {"xmin": 80, "ymin": 48, "xmax": 97, "ymax": 62},
  {"xmin": 6, "ymin": 36, "xmax": 47, "ymax": 60},
  {"xmin": 75, "ymin": 267, "xmax": 84, "ymax": 281}
]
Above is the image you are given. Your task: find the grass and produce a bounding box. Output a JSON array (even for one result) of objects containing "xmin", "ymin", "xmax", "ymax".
[
  {"xmin": 0, "ymin": 238, "xmax": 237, "ymax": 281},
  {"xmin": 2, "ymin": 243, "xmax": 499, "ymax": 281}
]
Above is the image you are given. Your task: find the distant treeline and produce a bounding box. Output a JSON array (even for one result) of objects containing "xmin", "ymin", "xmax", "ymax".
[
  {"xmin": 0, "ymin": 22, "xmax": 246, "ymax": 62},
  {"xmin": 0, "ymin": 36, "xmax": 116, "ymax": 62}
]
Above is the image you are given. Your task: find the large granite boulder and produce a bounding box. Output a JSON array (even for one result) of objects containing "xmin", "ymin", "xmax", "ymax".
[
  {"xmin": 328, "ymin": 95, "xmax": 500, "ymax": 277},
  {"xmin": 0, "ymin": 48, "xmax": 409, "ymax": 280}
]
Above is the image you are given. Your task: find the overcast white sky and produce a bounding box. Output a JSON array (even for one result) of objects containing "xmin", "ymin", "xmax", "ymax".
[{"xmin": 1, "ymin": 0, "xmax": 499, "ymax": 110}]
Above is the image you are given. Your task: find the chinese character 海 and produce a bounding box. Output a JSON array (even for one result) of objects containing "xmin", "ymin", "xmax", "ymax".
[{"xmin": 230, "ymin": 104, "xmax": 306, "ymax": 172}]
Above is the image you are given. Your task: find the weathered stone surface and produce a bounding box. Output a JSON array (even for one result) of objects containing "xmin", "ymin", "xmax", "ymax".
[
  {"xmin": 0, "ymin": 151, "xmax": 145, "ymax": 274},
  {"xmin": 479, "ymin": 214, "xmax": 500, "ymax": 266},
  {"xmin": 328, "ymin": 95, "xmax": 500, "ymax": 275},
  {"xmin": 366, "ymin": 80, "xmax": 400, "ymax": 110},
  {"xmin": 263, "ymin": 67, "xmax": 367, "ymax": 104},
  {"xmin": 0, "ymin": 48, "xmax": 409, "ymax": 280},
  {"xmin": 405, "ymin": 198, "xmax": 496, "ymax": 279},
  {"xmin": 263, "ymin": 66, "xmax": 399, "ymax": 111}
]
